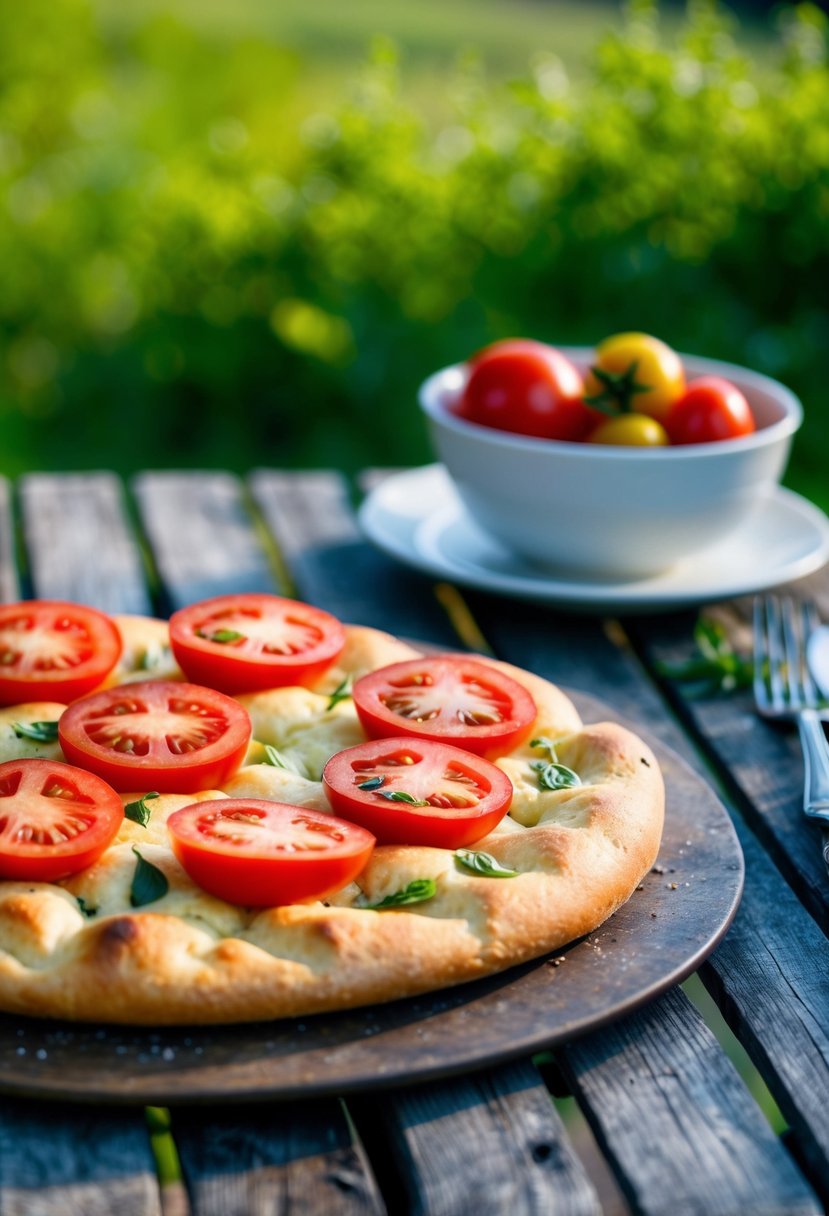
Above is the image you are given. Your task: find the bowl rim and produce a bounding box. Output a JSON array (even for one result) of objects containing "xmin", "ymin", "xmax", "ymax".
[{"xmin": 419, "ymin": 348, "xmax": 803, "ymax": 460}]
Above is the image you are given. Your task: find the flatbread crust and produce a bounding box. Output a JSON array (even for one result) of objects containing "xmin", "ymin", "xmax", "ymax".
[{"xmin": 0, "ymin": 624, "xmax": 663, "ymax": 1024}]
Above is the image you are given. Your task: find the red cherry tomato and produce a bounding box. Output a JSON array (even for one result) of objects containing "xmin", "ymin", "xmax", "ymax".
[
  {"xmin": 58, "ymin": 681, "xmax": 251, "ymax": 794},
  {"xmin": 0, "ymin": 758, "xmax": 124, "ymax": 881},
  {"xmin": 666, "ymin": 376, "xmax": 756, "ymax": 445},
  {"xmin": 457, "ymin": 340, "xmax": 595, "ymax": 441},
  {"xmin": 352, "ymin": 656, "xmax": 536, "ymax": 758},
  {"xmin": 167, "ymin": 799, "xmax": 375, "ymax": 906},
  {"xmin": 322, "ymin": 737, "xmax": 513, "ymax": 848},
  {"xmin": 169, "ymin": 594, "xmax": 346, "ymax": 694},
  {"xmin": 0, "ymin": 600, "xmax": 122, "ymax": 706}
]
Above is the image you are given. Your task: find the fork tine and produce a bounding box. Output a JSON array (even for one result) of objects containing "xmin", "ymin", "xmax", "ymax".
[
  {"xmin": 752, "ymin": 596, "xmax": 768, "ymax": 706},
  {"xmin": 765, "ymin": 596, "xmax": 788, "ymax": 712},
  {"xmin": 800, "ymin": 600, "xmax": 821, "ymax": 705},
  {"xmin": 781, "ymin": 596, "xmax": 805, "ymax": 710}
]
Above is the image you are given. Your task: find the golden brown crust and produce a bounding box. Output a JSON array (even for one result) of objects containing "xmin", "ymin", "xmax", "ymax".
[{"xmin": 0, "ymin": 624, "xmax": 664, "ymax": 1023}]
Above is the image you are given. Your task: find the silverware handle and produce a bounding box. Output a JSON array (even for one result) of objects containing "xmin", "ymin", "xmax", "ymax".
[{"xmin": 798, "ymin": 710, "xmax": 829, "ymax": 821}]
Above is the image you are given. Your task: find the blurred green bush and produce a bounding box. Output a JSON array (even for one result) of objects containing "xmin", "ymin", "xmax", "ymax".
[{"xmin": 1, "ymin": 0, "xmax": 828, "ymax": 507}]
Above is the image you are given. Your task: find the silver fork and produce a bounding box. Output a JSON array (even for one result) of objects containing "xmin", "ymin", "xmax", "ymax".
[{"xmin": 753, "ymin": 596, "xmax": 829, "ymax": 875}]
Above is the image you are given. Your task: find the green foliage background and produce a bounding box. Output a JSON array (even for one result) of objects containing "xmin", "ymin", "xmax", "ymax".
[{"xmin": 1, "ymin": 0, "xmax": 828, "ymax": 509}]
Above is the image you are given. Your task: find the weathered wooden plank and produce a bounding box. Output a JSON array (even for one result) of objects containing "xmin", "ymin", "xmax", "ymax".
[
  {"xmin": 0, "ymin": 1099, "xmax": 161, "ymax": 1216},
  {"xmin": 173, "ymin": 1100, "xmax": 384, "ymax": 1216},
  {"xmin": 349, "ymin": 1061, "xmax": 601, "ymax": 1216},
  {"xmin": 701, "ymin": 862, "xmax": 829, "ymax": 1203},
  {"xmin": 19, "ymin": 473, "xmax": 152, "ymax": 613},
  {"xmin": 561, "ymin": 985, "xmax": 818, "ymax": 1216},
  {"xmin": 248, "ymin": 470, "xmax": 461, "ymax": 645},
  {"xmin": 132, "ymin": 471, "xmax": 278, "ymax": 612},
  {"xmin": 0, "ymin": 477, "xmax": 20, "ymax": 603},
  {"xmin": 621, "ymin": 594, "xmax": 829, "ymax": 1196},
  {"xmin": 627, "ymin": 597, "xmax": 829, "ymax": 932},
  {"xmin": 469, "ymin": 588, "xmax": 829, "ymax": 1196}
]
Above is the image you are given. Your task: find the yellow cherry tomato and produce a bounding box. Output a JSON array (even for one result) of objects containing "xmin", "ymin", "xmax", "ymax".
[
  {"xmin": 583, "ymin": 333, "xmax": 685, "ymax": 423},
  {"xmin": 587, "ymin": 414, "xmax": 670, "ymax": 447}
]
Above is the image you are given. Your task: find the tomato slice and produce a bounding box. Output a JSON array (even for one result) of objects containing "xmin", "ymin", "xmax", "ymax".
[
  {"xmin": 58, "ymin": 681, "xmax": 251, "ymax": 794},
  {"xmin": 352, "ymin": 657, "xmax": 536, "ymax": 758},
  {"xmin": 0, "ymin": 600, "xmax": 122, "ymax": 706},
  {"xmin": 167, "ymin": 799, "xmax": 375, "ymax": 906},
  {"xmin": 322, "ymin": 737, "xmax": 513, "ymax": 847},
  {"xmin": 169, "ymin": 594, "xmax": 346, "ymax": 694},
  {"xmin": 0, "ymin": 758, "xmax": 123, "ymax": 881}
]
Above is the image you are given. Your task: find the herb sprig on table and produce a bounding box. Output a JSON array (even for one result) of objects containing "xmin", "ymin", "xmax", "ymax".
[{"xmin": 656, "ymin": 617, "xmax": 755, "ymax": 697}]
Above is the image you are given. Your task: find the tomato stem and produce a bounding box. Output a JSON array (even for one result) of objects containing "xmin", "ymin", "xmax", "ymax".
[{"xmin": 585, "ymin": 360, "xmax": 650, "ymax": 415}]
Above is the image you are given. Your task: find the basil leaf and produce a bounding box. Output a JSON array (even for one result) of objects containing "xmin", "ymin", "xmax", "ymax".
[
  {"xmin": 12, "ymin": 721, "xmax": 59, "ymax": 743},
  {"xmin": 535, "ymin": 762, "xmax": 581, "ymax": 792},
  {"xmin": 530, "ymin": 736, "xmax": 556, "ymax": 754},
  {"xmin": 76, "ymin": 896, "xmax": 98, "ymax": 918},
  {"xmin": 197, "ymin": 628, "xmax": 244, "ymax": 644},
  {"xmin": 262, "ymin": 744, "xmax": 297, "ymax": 771},
  {"xmin": 454, "ymin": 849, "xmax": 519, "ymax": 878},
  {"xmin": 377, "ymin": 790, "xmax": 428, "ymax": 807},
  {"xmin": 358, "ymin": 878, "xmax": 437, "ymax": 910},
  {"xmin": 326, "ymin": 676, "xmax": 352, "ymax": 711},
  {"xmin": 358, "ymin": 775, "xmax": 386, "ymax": 791},
  {"xmin": 130, "ymin": 846, "xmax": 169, "ymax": 907},
  {"xmin": 137, "ymin": 643, "xmax": 172, "ymax": 671},
  {"xmin": 124, "ymin": 791, "xmax": 159, "ymax": 827}
]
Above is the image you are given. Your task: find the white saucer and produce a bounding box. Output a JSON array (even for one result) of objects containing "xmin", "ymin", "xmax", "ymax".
[{"xmin": 359, "ymin": 465, "xmax": 829, "ymax": 613}]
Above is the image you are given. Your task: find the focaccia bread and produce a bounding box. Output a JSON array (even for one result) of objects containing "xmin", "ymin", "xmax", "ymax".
[{"xmin": 0, "ymin": 624, "xmax": 664, "ymax": 1024}]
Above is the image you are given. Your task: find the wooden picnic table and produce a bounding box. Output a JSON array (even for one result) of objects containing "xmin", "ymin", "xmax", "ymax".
[{"xmin": 0, "ymin": 467, "xmax": 828, "ymax": 1216}]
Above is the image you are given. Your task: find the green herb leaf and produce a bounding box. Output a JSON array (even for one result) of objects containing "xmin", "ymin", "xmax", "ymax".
[
  {"xmin": 197, "ymin": 628, "xmax": 244, "ymax": 644},
  {"xmin": 262, "ymin": 744, "xmax": 296, "ymax": 771},
  {"xmin": 534, "ymin": 761, "xmax": 581, "ymax": 792},
  {"xmin": 124, "ymin": 791, "xmax": 160, "ymax": 827},
  {"xmin": 76, "ymin": 896, "xmax": 98, "ymax": 918},
  {"xmin": 137, "ymin": 643, "xmax": 172, "ymax": 672},
  {"xmin": 12, "ymin": 720, "xmax": 59, "ymax": 743},
  {"xmin": 454, "ymin": 849, "xmax": 519, "ymax": 878},
  {"xmin": 377, "ymin": 789, "xmax": 429, "ymax": 806},
  {"xmin": 130, "ymin": 846, "xmax": 169, "ymax": 908},
  {"xmin": 326, "ymin": 676, "xmax": 352, "ymax": 711},
  {"xmin": 358, "ymin": 878, "xmax": 437, "ymax": 910},
  {"xmin": 358, "ymin": 775, "xmax": 386, "ymax": 791}
]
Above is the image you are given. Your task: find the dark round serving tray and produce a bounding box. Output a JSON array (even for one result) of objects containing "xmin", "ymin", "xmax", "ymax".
[{"xmin": 0, "ymin": 693, "xmax": 743, "ymax": 1105}]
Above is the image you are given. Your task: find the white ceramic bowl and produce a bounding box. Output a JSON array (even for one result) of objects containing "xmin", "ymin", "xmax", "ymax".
[{"xmin": 419, "ymin": 348, "xmax": 803, "ymax": 579}]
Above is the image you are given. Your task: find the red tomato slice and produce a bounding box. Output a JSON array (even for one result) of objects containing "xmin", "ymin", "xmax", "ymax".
[
  {"xmin": 168, "ymin": 594, "xmax": 346, "ymax": 694},
  {"xmin": 0, "ymin": 758, "xmax": 123, "ymax": 881},
  {"xmin": 322, "ymin": 737, "xmax": 513, "ymax": 847},
  {"xmin": 352, "ymin": 657, "xmax": 536, "ymax": 758},
  {"xmin": 58, "ymin": 681, "xmax": 251, "ymax": 794},
  {"xmin": 0, "ymin": 600, "xmax": 122, "ymax": 706},
  {"xmin": 167, "ymin": 799, "xmax": 375, "ymax": 906}
]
